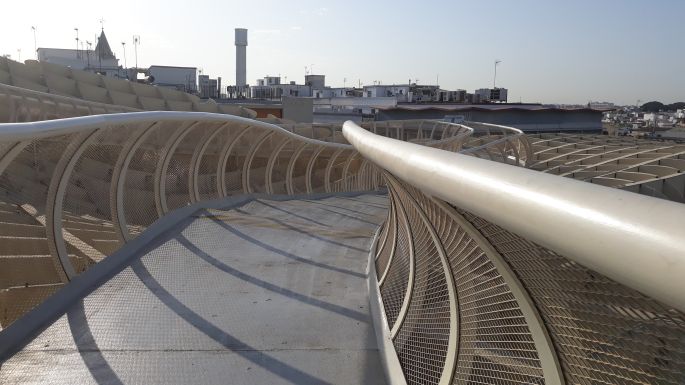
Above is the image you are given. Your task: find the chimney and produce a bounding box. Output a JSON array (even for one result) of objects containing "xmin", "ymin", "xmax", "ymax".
[{"xmin": 235, "ymin": 28, "xmax": 247, "ymax": 91}]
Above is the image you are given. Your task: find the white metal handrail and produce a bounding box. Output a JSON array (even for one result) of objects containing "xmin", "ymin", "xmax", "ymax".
[
  {"xmin": 0, "ymin": 111, "xmax": 351, "ymax": 146},
  {"xmin": 343, "ymin": 120, "xmax": 685, "ymax": 312}
]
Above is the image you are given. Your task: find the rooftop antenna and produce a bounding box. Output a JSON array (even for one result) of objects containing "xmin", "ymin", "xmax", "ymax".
[
  {"xmin": 310, "ymin": 64, "xmax": 314, "ymax": 75},
  {"xmin": 96, "ymin": 32, "xmax": 102, "ymax": 73},
  {"xmin": 493, "ymin": 59, "xmax": 502, "ymax": 88},
  {"xmin": 16, "ymin": 48, "xmax": 21, "ymax": 62},
  {"xmin": 85, "ymin": 41, "xmax": 92, "ymax": 68},
  {"xmin": 74, "ymin": 28, "xmax": 79, "ymax": 59},
  {"xmin": 121, "ymin": 41, "xmax": 127, "ymax": 69},
  {"xmin": 133, "ymin": 35, "xmax": 140, "ymax": 69},
  {"xmin": 343, "ymin": 77, "xmax": 346, "ymax": 88},
  {"xmin": 31, "ymin": 26, "xmax": 37, "ymax": 60}
]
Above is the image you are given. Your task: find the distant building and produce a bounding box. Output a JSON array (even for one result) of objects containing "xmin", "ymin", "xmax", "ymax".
[
  {"xmin": 37, "ymin": 30, "xmax": 123, "ymax": 78},
  {"xmin": 256, "ymin": 76, "xmax": 281, "ymax": 86},
  {"xmin": 588, "ymin": 101, "xmax": 615, "ymax": 109},
  {"xmin": 475, "ymin": 88, "xmax": 508, "ymax": 103},
  {"xmin": 305, "ymin": 74, "xmax": 325, "ymax": 90},
  {"xmin": 148, "ymin": 65, "xmax": 197, "ymax": 93},
  {"xmin": 251, "ymin": 75, "xmax": 311, "ymax": 99},
  {"xmin": 313, "ymin": 87, "xmax": 357, "ymax": 98},
  {"xmin": 435, "ymin": 89, "xmax": 467, "ymax": 103},
  {"xmin": 362, "ymin": 84, "xmax": 439, "ymax": 103},
  {"xmin": 199, "ymin": 74, "xmax": 219, "ymax": 98},
  {"xmin": 375, "ymin": 104, "xmax": 603, "ymax": 133}
]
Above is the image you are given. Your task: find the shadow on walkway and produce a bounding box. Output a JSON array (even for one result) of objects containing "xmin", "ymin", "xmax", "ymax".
[
  {"xmin": 131, "ymin": 260, "xmax": 332, "ymax": 385},
  {"xmin": 176, "ymin": 235, "xmax": 368, "ymax": 323},
  {"xmin": 204, "ymin": 210, "xmax": 366, "ymax": 279}
]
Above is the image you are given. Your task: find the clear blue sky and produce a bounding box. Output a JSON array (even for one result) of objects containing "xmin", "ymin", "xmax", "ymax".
[{"xmin": 2, "ymin": 0, "xmax": 683, "ymax": 104}]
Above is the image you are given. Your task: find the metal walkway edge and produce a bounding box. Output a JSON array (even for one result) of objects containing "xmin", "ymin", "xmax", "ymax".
[{"xmin": 0, "ymin": 192, "xmax": 389, "ymax": 385}]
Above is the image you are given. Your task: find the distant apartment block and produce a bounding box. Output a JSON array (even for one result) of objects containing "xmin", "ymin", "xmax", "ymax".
[{"xmin": 475, "ymin": 87, "xmax": 508, "ymax": 103}]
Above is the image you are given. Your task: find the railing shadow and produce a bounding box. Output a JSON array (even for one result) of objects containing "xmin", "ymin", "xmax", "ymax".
[
  {"xmin": 204, "ymin": 210, "xmax": 366, "ymax": 279},
  {"xmin": 67, "ymin": 300, "xmax": 124, "ymax": 385},
  {"xmin": 131, "ymin": 259, "xmax": 333, "ymax": 385},
  {"xmin": 176, "ymin": 234, "xmax": 368, "ymax": 323},
  {"xmin": 232, "ymin": 208, "xmax": 370, "ymax": 252},
  {"xmin": 253, "ymin": 200, "xmax": 332, "ymax": 227}
]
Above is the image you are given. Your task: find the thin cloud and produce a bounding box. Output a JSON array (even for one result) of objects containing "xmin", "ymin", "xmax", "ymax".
[{"xmin": 254, "ymin": 29, "xmax": 282, "ymax": 35}]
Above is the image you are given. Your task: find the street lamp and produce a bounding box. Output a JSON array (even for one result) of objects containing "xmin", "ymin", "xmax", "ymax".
[
  {"xmin": 494, "ymin": 59, "xmax": 502, "ymax": 88},
  {"xmin": 74, "ymin": 28, "xmax": 80, "ymax": 58},
  {"xmin": 121, "ymin": 41, "xmax": 127, "ymax": 68},
  {"xmin": 31, "ymin": 26, "xmax": 37, "ymax": 59},
  {"xmin": 133, "ymin": 35, "xmax": 140, "ymax": 69}
]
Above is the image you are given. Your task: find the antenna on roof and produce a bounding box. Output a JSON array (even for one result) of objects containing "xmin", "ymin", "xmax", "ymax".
[
  {"xmin": 133, "ymin": 35, "xmax": 140, "ymax": 69},
  {"xmin": 494, "ymin": 59, "xmax": 502, "ymax": 88},
  {"xmin": 74, "ymin": 28, "xmax": 79, "ymax": 59},
  {"xmin": 31, "ymin": 26, "xmax": 37, "ymax": 60},
  {"xmin": 85, "ymin": 41, "xmax": 92, "ymax": 68},
  {"xmin": 121, "ymin": 41, "xmax": 127, "ymax": 69}
]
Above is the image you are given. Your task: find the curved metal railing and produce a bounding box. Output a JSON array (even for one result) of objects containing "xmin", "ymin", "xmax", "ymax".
[
  {"xmin": 0, "ymin": 112, "xmax": 363, "ymax": 327},
  {"xmin": 1, "ymin": 102, "xmax": 683, "ymax": 385},
  {"xmin": 0, "ymin": 111, "xmax": 480, "ymax": 329},
  {"xmin": 278, "ymin": 119, "xmax": 474, "ymax": 152},
  {"xmin": 460, "ymin": 121, "xmax": 533, "ymax": 165},
  {"xmin": 344, "ymin": 121, "xmax": 685, "ymax": 385}
]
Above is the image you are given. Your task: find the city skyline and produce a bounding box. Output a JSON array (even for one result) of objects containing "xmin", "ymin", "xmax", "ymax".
[{"xmin": 1, "ymin": 0, "xmax": 683, "ymax": 105}]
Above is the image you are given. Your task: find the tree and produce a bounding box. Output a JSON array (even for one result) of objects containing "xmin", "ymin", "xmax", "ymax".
[
  {"xmin": 640, "ymin": 101, "xmax": 685, "ymax": 112},
  {"xmin": 640, "ymin": 101, "xmax": 665, "ymax": 112},
  {"xmin": 666, "ymin": 102, "xmax": 685, "ymax": 111}
]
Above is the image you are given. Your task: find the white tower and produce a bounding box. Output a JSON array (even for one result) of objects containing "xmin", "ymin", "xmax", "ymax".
[{"xmin": 235, "ymin": 28, "xmax": 247, "ymax": 89}]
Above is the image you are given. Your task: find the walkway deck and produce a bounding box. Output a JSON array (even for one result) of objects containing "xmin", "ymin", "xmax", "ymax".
[{"xmin": 0, "ymin": 193, "xmax": 389, "ymax": 385}]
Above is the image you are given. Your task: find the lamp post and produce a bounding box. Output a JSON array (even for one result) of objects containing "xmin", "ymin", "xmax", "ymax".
[
  {"xmin": 121, "ymin": 42, "xmax": 127, "ymax": 68},
  {"xmin": 31, "ymin": 26, "xmax": 37, "ymax": 59},
  {"xmin": 133, "ymin": 35, "xmax": 140, "ymax": 69},
  {"xmin": 493, "ymin": 59, "xmax": 502, "ymax": 88},
  {"xmin": 74, "ymin": 28, "xmax": 79, "ymax": 59},
  {"xmin": 86, "ymin": 41, "xmax": 92, "ymax": 68}
]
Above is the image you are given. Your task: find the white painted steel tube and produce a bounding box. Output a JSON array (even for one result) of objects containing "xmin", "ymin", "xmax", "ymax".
[
  {"xmin": 0, "ymin": 111, "xmax": 351, "ymax": 149},
  {"xmin": 343, "ymin": 120, "xmax": 685, "ymax": 312}
]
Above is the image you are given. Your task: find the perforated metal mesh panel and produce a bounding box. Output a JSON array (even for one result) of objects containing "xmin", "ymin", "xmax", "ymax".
[
  {"xmin": 459, "ymin": 210, "xmax": 685, "ymax": 385},
  {"xmin": 195, "ymin": 127, "xmax": 225, "ymax": 202},
  {"xmin": 391, "ymin": 184, "xmax": 452, "ymax": 385},
  {"xmin": 398, "ymin": 184, "xmax": 545, "ymax": 385},
  {"xmin": 375, "ymin": 202, "xmax": 396, "ymax": 279},
  {"xmin": 121, "ymin": 123, "xmax": 166, "ymax": 233},
  {"xmin": 164, "ymin": 124, "xmax": 209, "ymax": 211},
  {"xmin": 61, "ymin": 125, "xmax": 133, "ymax": 259},
  {"xmin": 380, "ymin": 195, "xmax": 412, "ymax": 328}
]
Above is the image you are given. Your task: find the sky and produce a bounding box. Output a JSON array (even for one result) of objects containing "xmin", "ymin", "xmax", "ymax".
[{"xmin": 1, "ymin": 0, "xmax": 683, "ymax": 105}]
